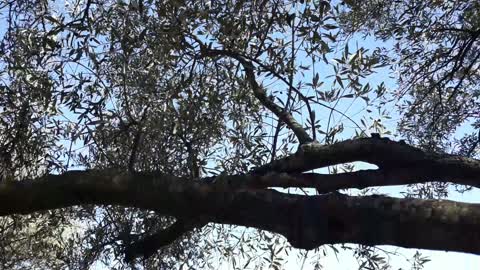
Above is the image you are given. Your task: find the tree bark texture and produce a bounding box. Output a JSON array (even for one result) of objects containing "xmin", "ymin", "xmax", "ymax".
[{"xmin": 1, "ymin": 137, "xmax": 480, "ymax": 258}]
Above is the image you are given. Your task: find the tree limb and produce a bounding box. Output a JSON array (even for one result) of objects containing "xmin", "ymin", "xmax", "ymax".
[
  {"xmin": 197, "ymin": 45, "xmax": 314, "ymax": 144},
  {"xmin": 252, "ymin": 136, "xmax": 480, "ymax": 180},
  {"xmin": 250, "ymin": 169, "xmax": 479, "ymax": 193},
  {"xmin": 2, "ymin": 170, "xmax": 480, "ymax": 255},
  {"xmin": 124, "ymin": 219, "xmax": 206, "ymax": 262}
]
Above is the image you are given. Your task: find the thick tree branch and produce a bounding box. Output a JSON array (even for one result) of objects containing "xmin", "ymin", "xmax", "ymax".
[
  {"xmin": 251, "ymin": 169, "xmax": 480, "ymax": 193},
  {"xmin": 71, "ymin": 167, "xmax": 479, "ymax": 261},
  {"xmin": 2, "ymin": 170, "xmax": 480, "ymax": 256},
  {"xmin": 252, "ymin": 136, "xmax": 480, "ymax": 181}
]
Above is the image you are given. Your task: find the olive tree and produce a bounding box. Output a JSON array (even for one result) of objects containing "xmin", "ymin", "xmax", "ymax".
[{"xmin": 0, "ymin": 0, "xmax": 479, "ymax": 269}]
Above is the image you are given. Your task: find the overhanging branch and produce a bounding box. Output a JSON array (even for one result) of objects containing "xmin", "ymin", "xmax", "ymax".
[
  {"xmin": 250, "ymin": 169, "xmax": 479, "ymax": 193},
  {"xmin": 2, "ymin": 170, "xmax": 480, "ymax": 255},
  {"xmin": 2, "ymin": 136, "xmax": 480, "ymax": 259},
  {"xmin": 252, "ymin": 136, "xmax": 480, "ymax": 181}
]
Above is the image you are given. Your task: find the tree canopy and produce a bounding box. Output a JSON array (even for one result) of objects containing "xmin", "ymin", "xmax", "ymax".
[{"xmin": 0, "ymin": 0, "xmax": 479, "ymax": 269}]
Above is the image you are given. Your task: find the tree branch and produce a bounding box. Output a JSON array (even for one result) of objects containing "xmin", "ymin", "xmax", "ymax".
[
  {"xmin": 252, "ymin": 136, "xmax": 480, "ymax": 180},
  {"xmin": 124, "ymin": 219, "xmax": 206, "ymax": 262},
  {"xmin": 2, "ymin": 170, "xmax": 480, "ymax": 255},
  {"xmin": 197, "ymin": 46, "xmax": 314, "ymax": 144},
  {"xmin": 249, "ymin": 169, "xmax": 480, "ymax": 193}
]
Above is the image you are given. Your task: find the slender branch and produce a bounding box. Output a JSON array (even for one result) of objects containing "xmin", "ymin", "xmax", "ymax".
[
  {"xmin": 178, "ymin": 134, "xmax": 199, "ymax": 179},
  {"xmin": 128, "ymin": 129, "xmax": 144, "ymax": 172},
  {"xmin": 128, "ymin": 107, "xmax": 149, "ymax": 172},
  {"xmin": 253, "ymin": 1, "xmax": 278, "ymax": 59},
  {"xmin": 270, "ymin": 121, "xmax": 284, "ymax": 162},
  {"xmin": 190, "ymin": 37, "xmax": 361, "ymax": 142},
  {"xmin": 82, "ymin": 0, "xmax": 92, "ymax": 23},
  {"xmin": 271, "ymin": 20, "xmax": 297, "ymax": 162},
  {"xmin": 224, "ymin": 50, "xmax": 362, "ymax": 132},
  {"xmin": 196, "ymin": 45, "xmax": 314, "ymax": 144}
]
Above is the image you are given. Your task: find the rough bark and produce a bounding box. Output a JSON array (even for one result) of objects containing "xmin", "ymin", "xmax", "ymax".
[
  {"xmin": 252, "ymin": 137, "xmax": 480, "ymax": 181},
  {"xmin": 1, "ymin": 137, "xmax": 480, "ymax": 261}
]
